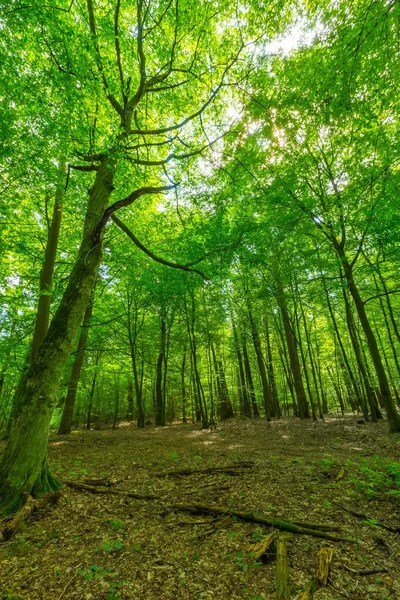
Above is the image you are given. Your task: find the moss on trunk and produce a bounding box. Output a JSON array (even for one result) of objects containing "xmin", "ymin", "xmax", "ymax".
[{"xmin": 0, "ymin": 161, "xmax": 114, "ymax": 516}]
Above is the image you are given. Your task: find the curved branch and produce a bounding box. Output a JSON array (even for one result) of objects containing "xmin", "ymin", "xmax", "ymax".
[
  {"xmin": 97, "ymin": 184, "xmax": 177, "ymax": 232},
  {"xmin": 111, "ymin": 214, "xmax": 208, "ymax": 280}
]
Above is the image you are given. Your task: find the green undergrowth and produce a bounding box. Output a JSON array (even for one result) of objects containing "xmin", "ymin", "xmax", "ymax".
[{"xmin": 346, "ymin": 456, "xmax": 400, "ymax": 498}]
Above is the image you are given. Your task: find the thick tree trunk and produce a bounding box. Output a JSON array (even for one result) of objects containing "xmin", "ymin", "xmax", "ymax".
[
  {"xmin": 0, "ymin": 160, "xmax": 114, "ymax": 515},
  {"xmin": 58, "ymin": 294, "xmax": 94, "ymax": 434}
]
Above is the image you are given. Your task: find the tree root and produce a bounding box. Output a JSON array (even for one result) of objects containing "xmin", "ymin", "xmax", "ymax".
[
  {"xmin": 337, "ymin": 503, "xmax": 400, "ymax": 533},
  {"xmin": 64, "ymin": 480, "xmax": 159, "ymax": 500},
  {"xmin": 171, "ymin": 502, "xmax": 353, "ymax": 541},
  {"xmin": 0, "ymin": 491, "xmax": 61, "ymax": 541},
  {"xmin": 155, "ymin": 461, "xmax": 255, "ymax": 477}
]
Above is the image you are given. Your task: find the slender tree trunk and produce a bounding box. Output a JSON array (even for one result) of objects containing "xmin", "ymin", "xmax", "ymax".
[
  {"xmin": 321, "ymin": 274, "xmax": 363, "ymax": 412},
  {"xmin": 342, "ymin": 286, "xmax": 379, "ymax": 421},
  {"xmin": 340, "ymin": 257, "xmax": 400, "ymax": 431},
  {"xmin": 248, "ymin": 309, "xmax": 272, "ymax": 420},
  {"xmin": 31, "ymin": 159, "xmax": 66, "ymax": 359},
  {"xmin": 265, "ymin": 316, "xmax": 280, "ymax": 417},
  {"xmin": 86, "ymin": 351, "xmax": 100, "ymax": 430},
  {"xmin": 0, "ymin": 159, "xmax": 115, "ymax": 515},
  {"xmin": 58, "ymin": 293, "xmax": 94, "ymax": 434},
  {"xmin": 212, "ymin": 345, "xmax": 234, "ymax": 420},
  {"xmin": 181, "ymin": 352, "xmax": 187, "ymax": 423},
  {"xmin": 242, "ymin": 338, "xmax": 259, "ymax": 417},
  {"xmin": 126, "ymin": 381, "xmax": 134, "ymax": 421},
  {"xmin": 275, "ymin": 283, "xmax": 310, "ymax": 419},
  {"xmin": 232, "ymin": 320, "xmax": 251, "ymax": 417},
  {"xmin": 155, "ymin": 318, "xmax": 165, "ymax": 426}
]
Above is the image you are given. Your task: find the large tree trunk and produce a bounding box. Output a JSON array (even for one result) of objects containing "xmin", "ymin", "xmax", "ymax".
[
  {"xmin": 58, "ymin": 293, "xmax": 94, "ymax": 434},
  {"xmin": 0, "ymin": 160, "xmax": 114, "ymax": 515}
]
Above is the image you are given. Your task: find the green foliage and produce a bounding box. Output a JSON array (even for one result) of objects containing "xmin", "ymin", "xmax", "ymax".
[
  {"xmin": 97, "ymin": 540, "xmax": 125, "ymax": 554},
  {"xmin": 108, "ymin": 519, "xmax": 125, "ymax": 531},
  {"xmin": 347, "ymin": 457, "xmax": 400, "ymax": 498}
]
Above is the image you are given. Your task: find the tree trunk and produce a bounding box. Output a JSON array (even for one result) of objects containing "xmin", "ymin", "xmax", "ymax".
[
  {"xmin": 340, "ymin": 257, "xmax": 400, "ymax": 431},
  {"xmin": 248, "ymin": 309, "xmax": 272, "ymax": 420},
  {"xmin": 0, "ymin": 159, "xmax": 114, "ymax": 515},
  {"xmin": 275, "ymin": 283, "xmax": 310, "ymax": 419},
  {"xmin": 212, "ymin": 345, "xmax": 234, "ymax": 420},
  {"xmin": 181, "ymin": 352, "xmax": 187, "ymax": 423},
  {"xmin": 58, "ymin": 293, "xmax": 94, "ymax": 434},
  {"xmin": 31, "ymin": 159, "xmax": 66, "ymax": 360},
  {"xmin": 265, "ymin": 316, "xmax": 280, "ymax": 417},
  {"xmin": 342, "ymin": 286, "xmax": 379, "ymax": 420},
  {"xmin": 242, "ymin": 338, "xmax": 259, "ymax": 417},
  {"xmin": 86, "ymin": 351, "xmax": 100, "ymax": 430},
  {"xmin": 232, "ymin": 320, "xmax": 252, "ymax": 417}
]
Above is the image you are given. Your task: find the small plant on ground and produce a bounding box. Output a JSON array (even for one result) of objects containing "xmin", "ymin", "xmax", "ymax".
[
  {"xmin": 95, "ymin": 539, "xmax": 125, "ymax": 554},
  {"xmin": 108, "ymin": 519, "xmax": 125, "ymax": 531},
  {"xmin": 346, "ymin": 456, "xmax": 400, "ymax": 498}
]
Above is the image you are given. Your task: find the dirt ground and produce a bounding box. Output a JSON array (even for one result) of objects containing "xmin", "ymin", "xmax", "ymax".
[{"xmin": 1, "ymin": 416, "xmax": 399, "ymax": 600}]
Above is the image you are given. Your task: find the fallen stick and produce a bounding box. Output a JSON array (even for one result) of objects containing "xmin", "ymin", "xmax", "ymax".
[
  {"xmin": 64, "ymin": 480, "xmax": 159, "ymax": 500},
  {"xmin": 299, "ymin": 547, "xmax": 334, "ymax": 599},
  {"xmin": 248, "ymin": 531, "xmax": 278, "ymax": 561},
  {"xmin": 343, "ymin": 565, "xmax": 390, "ymax": 576},
  {"xmin": 276, "ymin": 537, "xmax": 291, "ymax": 599},
  {"xmin": 171, "ymin": 502, "xmax": 352, "ymax": 542},
  {"xmin": 181, "ymin": 483, "xmax": 230, "ymax": 495},
  {"xmin": 155, "ymin": 461, "xmax": 255, "ymax": 477},
  {"xmin": 337, "ymin": 504, "xmax": 400, "ymax": 533},
  {"xmin": 83, "ymin": 478, "xmax": 120, "ymax": 487}
]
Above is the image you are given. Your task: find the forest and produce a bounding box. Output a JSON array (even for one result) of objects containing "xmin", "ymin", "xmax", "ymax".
[{"xmin": 0, "ymin": 0, "xmax": 400, "ymax": 598}]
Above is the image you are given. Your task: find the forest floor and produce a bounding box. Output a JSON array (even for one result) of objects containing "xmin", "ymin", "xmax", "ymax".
[{"xmin": 1, "ymin": 416, "xmax": 400, "ymax": 600}]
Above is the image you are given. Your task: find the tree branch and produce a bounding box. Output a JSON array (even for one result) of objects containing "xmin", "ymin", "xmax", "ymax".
[
  {"xmin": 97, "ymin": 184, "xmax": 177, "ymax": 232},
  {"xmin": 111, "ymin": 214, "xmax": 208, "ymax": 280},
  {"xmin": 86, "ymin": 0, "xmax": 124, "ymax": 116}
]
